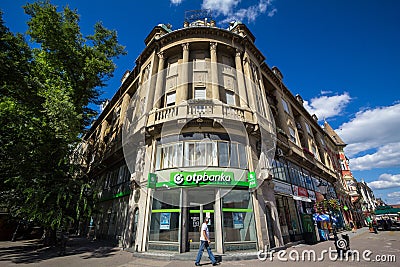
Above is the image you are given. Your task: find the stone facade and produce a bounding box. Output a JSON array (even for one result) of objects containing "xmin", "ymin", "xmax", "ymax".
[{"xmin": 80, "ymin": 19, "xmax": 348, "ymax": 253}]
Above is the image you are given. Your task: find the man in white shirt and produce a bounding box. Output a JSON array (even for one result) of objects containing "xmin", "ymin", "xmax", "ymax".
[{"xmin": 195, "ymin": 217, "xmax": 218, "ymax": 266}]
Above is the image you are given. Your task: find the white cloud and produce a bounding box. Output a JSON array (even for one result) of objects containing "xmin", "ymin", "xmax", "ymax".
[
  {"xmin": 202, "ymin": 0, "xmax": 240, "ymax": 16},
  {"xmin": 268, "ymin": 8, "xmax": 277, "ymax": 17},
  {"xmin": 303, "ymin": 92, "xmax": 351, "ymax": 120},
  {"xmin": 347, "ymin": 143, "xmax": 400, "ymax": 170},
  {"xmin": 368, "ymin": 174, "xmax": 400, "ymax": 190},
  {"xmin": 336, "ymin": 103, "xmax": 400, "ymax": 158},
  {"xmin": 386, "ymin": 191, "xmax": 400, "ymax": 204},
  {"xmin": 202, "ymin": 0, "xmax": 277, "ymax": 23},
  {"xmin": 170, "ymin": 0, "xmax": 183, "ymax": 5}
]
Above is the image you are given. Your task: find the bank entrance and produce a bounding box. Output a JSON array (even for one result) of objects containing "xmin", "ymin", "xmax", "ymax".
[{"xmin": 148, "ymin": 185, "xmax": 257, "ymax": 253}]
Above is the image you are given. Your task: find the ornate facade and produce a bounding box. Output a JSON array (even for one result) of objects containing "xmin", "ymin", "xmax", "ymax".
[{"xmin": 80, "ymin": 19, "xmax": 348, "ymax": 253}]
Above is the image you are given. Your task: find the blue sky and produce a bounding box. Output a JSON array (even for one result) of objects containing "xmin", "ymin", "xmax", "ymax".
[{"xmin": 2, "ymin": 0, "xmax": 400, "ymax": 204}]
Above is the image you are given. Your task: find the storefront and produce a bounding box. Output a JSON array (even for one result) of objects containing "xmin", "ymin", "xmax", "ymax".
[
  {"xmin": 273, "ymin": 179, "xmax": 302, "ymax": 243},
  {"xmin": 147, "ymin": 170, "xmax": 257, "ymax": 252}
]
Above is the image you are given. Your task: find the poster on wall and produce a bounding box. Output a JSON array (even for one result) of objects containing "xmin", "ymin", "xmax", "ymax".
[
  {"xmin": 160, "ymin": 213, "xmax": 171, "ymax": 230},
  {"xmin": 233, "ymin": 212, "xmax": 244, "ymax": 229}
]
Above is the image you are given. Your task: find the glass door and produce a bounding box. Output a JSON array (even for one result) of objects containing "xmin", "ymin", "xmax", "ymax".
[{"xmin": 187, "ymin": 189, "xmax": 216, "ymax": 250}]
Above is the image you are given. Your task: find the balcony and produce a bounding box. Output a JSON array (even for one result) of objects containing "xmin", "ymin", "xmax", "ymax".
[{"xmin": 147, "ymin": 100, "xmax": 256, "ymax": 127}]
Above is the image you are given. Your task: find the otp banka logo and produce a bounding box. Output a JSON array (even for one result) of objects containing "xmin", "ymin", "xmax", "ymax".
[{"xmin": 174, "ymin": 173, "xmax": 185, "ymax": 185}]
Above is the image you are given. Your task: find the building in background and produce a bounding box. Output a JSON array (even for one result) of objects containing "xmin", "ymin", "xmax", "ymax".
[{"xmin": 79, "ymin": 15, "xmax": 354, "ymax": 253}]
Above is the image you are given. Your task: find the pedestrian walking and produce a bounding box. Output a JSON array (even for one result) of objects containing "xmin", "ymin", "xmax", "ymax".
[
  {"xmin": 350, "ymin": 221, "xmax": 356, "ymax": 233},
  {"xmin": 195, "ymin": 217, "xmax": 218, "ymax": 266}
]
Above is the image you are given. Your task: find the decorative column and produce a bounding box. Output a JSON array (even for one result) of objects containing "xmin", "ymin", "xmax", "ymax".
[
  {"xmin": 153, "ymin": 51, "xmax": 165, "ymax": 108},
  {"xmin": 119, "ymin": 93, "xmax": 131, "ymax": 127},
  {"xmin": 210, "ymin": 42, "xmax": 219, "ymax": 101},
  {"xmin": 177, "ymin": 43, "xmax": 189, "ymax": 104},
  {"xmin": 235, "ymin": 49, "xmax": 248, "ymax": 108},
  {"xmin": 243, "ymin": 52, "xmax": 256, "ymax": 110},
  {"xmin": 99, "ymin": 120, "xmax": 109, "ymax": 142}
]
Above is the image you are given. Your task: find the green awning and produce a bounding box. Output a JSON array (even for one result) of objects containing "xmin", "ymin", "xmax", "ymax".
[{"xmin": 375, "ymin": 206, "xmax": 400, "ymax": 215}]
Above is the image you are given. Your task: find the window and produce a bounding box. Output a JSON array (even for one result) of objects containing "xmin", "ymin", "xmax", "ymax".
[
  {"xmin": 222, "ymin": 190, "xmax": 256, "ymax": 243},
  {"xmin": 305, "ymin": 122, "xmax": 311, "ymax": 135},
  {"xmin": 193, "ymin": 58, "xmax": 206, "ymax": 70},
  {"xmin": 155, "ymin": 139, "xmax": 247, "ymax": 170},
  {"xmin": 166, "ymin": 91, "xmax": 176, "ymax": 106},
  {"xmin": 282, "ymin": 98, "xmax": 290, "ymax": 113},
  {"xmin": 288, "ymin": 127, "xmax": 297, "ymax": 144},
  {"xmin": 272, "ymin": 159, "xmax": 289, "ymax": 182},
  {"xmin": 238, "ymin": 144, "xmax": 247, "ymax": 169},
  {"xmin": 184, "ymin": 141, "xmax": 217, "ymax": 167},
  {"xmin": 150, "ymin": 190, "xmax": 181, "ymax": 243},
  {"xmin": 230, "ymin": 143, "xmax": 239, "ymax": 168},
  {"xmin": 155, "ymin": 143, "xmax": 183, "ymax": 170},
  {"xmin": 218, "ymin": 142, "xmax": 229, "ymax": 167},
  {"xmin": 226, "ymin": 90, "xmax": 235, "ymax": 105},
  {"xmin": 167, "ymin": 61, "xmax": 178, "ymax": 76},
  {"xmin": 311, "ymin": 145, "xmax": 318, "ymax": 159},
  {"xmin": 194, "ymin": 87, "xmax": 206, "ymax": 100}
]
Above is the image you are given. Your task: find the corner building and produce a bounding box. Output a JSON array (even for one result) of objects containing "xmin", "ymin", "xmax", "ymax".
[{"xmin": 81, "ymin": 19, "xmax": 344, "ymax": 253}]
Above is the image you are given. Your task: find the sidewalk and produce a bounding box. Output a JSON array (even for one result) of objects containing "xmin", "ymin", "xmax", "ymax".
[{"xmin": 130, "ymin": 227, "xmax": 371, "ymax": 262}]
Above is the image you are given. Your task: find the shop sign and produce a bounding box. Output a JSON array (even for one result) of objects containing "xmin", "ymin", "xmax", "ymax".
[
  {"xmin": 170, "ymin": 171, "xmax": 234, "ymax": 186},
  {"xmin": 292, "ymin": 185, "xmax": 299, "ymax": 196},
  {"xmin": 148, "ymin": 173, "xmax": 157, "ymax": 189},
  {"xmin": 274, "ymin": 180, "xmax": 293, "ymax": 195},
  {"xmin": 308, "ymin": 190, "xmax": 316, "ymax": 200},
  {"xmin": 298, "ymin": 187, "xmax": 309, "ymax": 197},
  {"xmin": 248, "ymin": 172, "xmax": 257, "ymax": 189}
]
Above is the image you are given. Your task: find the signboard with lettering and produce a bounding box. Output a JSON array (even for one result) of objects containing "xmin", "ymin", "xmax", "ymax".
[
  {"xmin": 248, "ymin": 172, "xmax": 257, "ymax": 189},
  {"xmin": 148, "ymin": 173, "xmax": 157, "ymax": 189},
  {"xmin": 273, "ymin": 180, "xmax": 293, "ymax": 195},
  {"xmin": 308, "ymin": 190, "xmax": 316, "ymax": 201},
  {"xmin": 298, "ymin": 187, "xmax": 309, "ymax": 197},
  {"xmin": 171, "ymin": 171, "xmax": 234, "ymax": 186}
]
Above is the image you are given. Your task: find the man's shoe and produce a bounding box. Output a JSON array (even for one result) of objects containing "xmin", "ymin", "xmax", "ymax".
[
  {"xmin": 212, "ymin": 263, "xmax": 219, "ymax": 266},
  {"xmin": 195, "ymin": 263, "xmax": 200, "ymax": 266}
]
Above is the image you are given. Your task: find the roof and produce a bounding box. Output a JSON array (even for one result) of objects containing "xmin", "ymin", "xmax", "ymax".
[{"xmin": 323, "ymin": 121, "xmax": 346, "ymax": 146}]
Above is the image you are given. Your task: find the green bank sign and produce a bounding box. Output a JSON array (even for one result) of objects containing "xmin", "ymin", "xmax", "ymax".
[{"xmin": 171, "ymin": 171, "xmax": 235, "ymax": 186}]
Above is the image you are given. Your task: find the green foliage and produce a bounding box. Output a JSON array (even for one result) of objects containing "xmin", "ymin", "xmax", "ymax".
[
  {"xmin": 315, "ymin": 199, "xmax": 341, "ymax": 214},
  {"xmin": 0, "ymin": 1, "xmax": 125, "ymax": 231}
]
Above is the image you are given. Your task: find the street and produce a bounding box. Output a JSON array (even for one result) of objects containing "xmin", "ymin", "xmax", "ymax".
[{"xmin": 0, "ymin": 228, "xmax": 398, "ymax": 266}]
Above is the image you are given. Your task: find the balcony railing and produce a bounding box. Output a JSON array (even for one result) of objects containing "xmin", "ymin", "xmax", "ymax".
[{"xmin": 147, "ymin": 101, "xmax": 255, "ymax": 127}]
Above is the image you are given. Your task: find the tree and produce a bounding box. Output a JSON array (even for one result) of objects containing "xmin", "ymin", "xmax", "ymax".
[{"xmin": 0, "ymin": 1, "xmax": 126, "ymax": 241}]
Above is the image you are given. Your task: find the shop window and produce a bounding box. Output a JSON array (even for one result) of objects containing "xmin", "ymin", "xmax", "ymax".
[
  {"xmin": 273, "ymin": 159, "xmax": 289, "ymax": 182},
  {"xmin": 222, "ymin": 190, "xmax": 256, "ymax": 243},
  {"xmin": 149, "ymin": 190, "xmax": 180, "ymax": 242}
]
